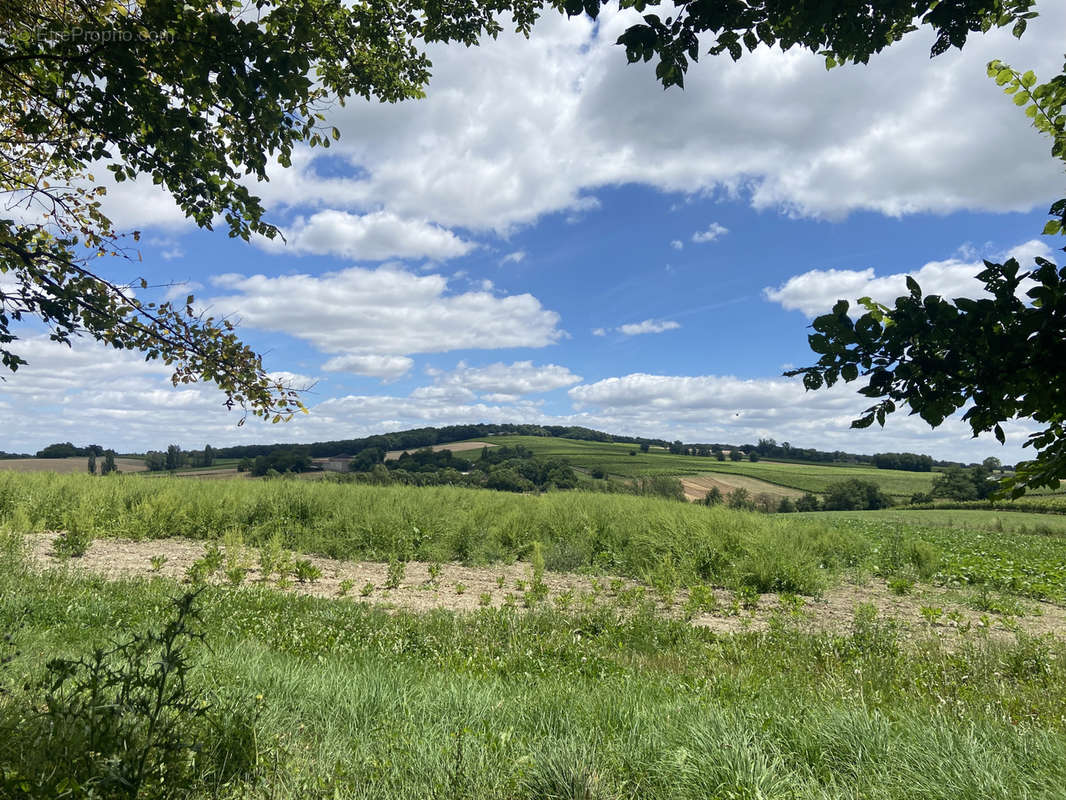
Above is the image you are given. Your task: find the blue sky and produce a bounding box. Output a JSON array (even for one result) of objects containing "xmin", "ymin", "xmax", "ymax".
[{"xmin": 3, "ymin": 3, "xmax": 1063, "ymax": 462}]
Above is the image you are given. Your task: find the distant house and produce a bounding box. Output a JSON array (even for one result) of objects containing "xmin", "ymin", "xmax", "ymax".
[{"xmin": 318, "ymin": 455, "xmax": 353, "ymax": 473}]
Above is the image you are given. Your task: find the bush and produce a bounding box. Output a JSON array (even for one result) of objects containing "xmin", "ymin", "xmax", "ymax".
[
  {"xmin": 795, "ymin": 493, "xmax": 821, "ymax": 512},
  {"xmin": 822, "ymin": 479, "xmax": 892, "ymax": 511}
]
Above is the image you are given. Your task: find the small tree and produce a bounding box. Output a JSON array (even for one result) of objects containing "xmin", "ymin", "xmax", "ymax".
[
  {"xmin": 701, "ymin": 486, "xmax": 723, "ymax": 506},
  {"xmin": 165, "ymin": 444, "xmax": 182, "ymax": 471},
  {"xmin": 729, "ymin": 449, "xmax": 743, "ymax": 462},
  {"xmin": 203, "ymin": 444, "xmax": 214, "ymax": 467},
  {"xmin": 87, "ymin": 452, "xmax": 96, "ymax": 475},
  {"xmin": 749, "ymin": 451, "xmax": 760, "ymax": 462},
  {"xmin": 639, "ymin": 442, "xmax": 650, "ymax": 453},
  {"xmin": 795, "ymin": 493, "xmax": 821, "ymax": 512},
  {"xmin": 101, "ymin": 450, "xmax": 117, "ymax": 475}
]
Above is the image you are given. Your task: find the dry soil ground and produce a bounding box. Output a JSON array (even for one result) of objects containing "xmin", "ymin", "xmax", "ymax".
[
  {"xmin": 0, "ymin": 457, "xmax": 147, "ymax": 474},
  {"xmin": 680, "ymin": 474, "xmax": 804, "ymax": 503},
  {"xmin": 25, "ymin": 533, "xmax": 1066, "ymax": 642},
  {"xmin": 383, "ymin": 441, "xmax": 495, "ymax": 461}
]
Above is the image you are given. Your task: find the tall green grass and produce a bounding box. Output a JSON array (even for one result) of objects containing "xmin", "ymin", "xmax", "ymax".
[{"xmin": 0, "ymin": 472, "xmax": 863, "ymax": 594}]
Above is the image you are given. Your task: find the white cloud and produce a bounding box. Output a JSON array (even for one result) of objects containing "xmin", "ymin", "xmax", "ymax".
[
  {"xmin": 763, "ymin": 239, "xmax": 1055, "ymax": 317},
  {"xmin": 617, "ymin": 319, "xmax": 681, "ymax": 336},
  {"xmin": 209, "ymin": 265, "xmax": 564, "ymax": 356},
  {"xmin": 670, "ymin": 239, "xmax": 684, "ymax": 250},
  {"xmin": 0, "ymin": 336, "xmax": 1036, "ymax": 463},
  {"xmin": 257, "ymin": 209, "xmax": 473, "ymax": 261},
  {"xmin": 591, "ymin": 327, "xmax": 607, "ymax": 336},
  {"xmin": 321, "ymin": 354, "xmax": 414, "ymax": 380},
  {"xmin": 429, "ymin": 360, "xmax": 582, "ymax": 396},
  {"xmin": 692, "ymin": 222, "xmax": 729, "ymax": 243},
  {"xmin": 499, "ymin": 250, "xmax": 526, "ymax": 265}
]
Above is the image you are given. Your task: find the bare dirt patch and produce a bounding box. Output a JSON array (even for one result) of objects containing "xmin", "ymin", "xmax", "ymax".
[
  {"xmin": 24, "ymin": 533, "xmax": 1066, "ymax": 640},
  {"xmin": 384, "ymin": 441, "xmax": 495, "ymax": 461},
  {"xmin": 680, "ymin": 474, "xmax": 804, "ymax": 503},
  {"xmin": 0, "ymin": 457, "xmax": 147, "ymax": 474}
]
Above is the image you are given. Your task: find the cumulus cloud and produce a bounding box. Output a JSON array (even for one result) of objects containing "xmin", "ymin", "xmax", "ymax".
[
  {"xmin": 617, "ymin": 319, "xmax": 681, "ymax": 336},
  {"xmin": 692, "ymin": 222, "xmax": 729, "ymax": 243},
  {"xmin": 763, "ymin": 239, "xmax": 1055, "ymax": 316},
  {"xmin": 209, "ymin": 265, "xmax": 564, "ymax": 356},
  {"xmin": 499, "ymin": 250, "xmax": 527, "ymax": 265},
  {"xmin": 428, "ymin": 360, "xmax": 582, "ymax": 396},
  {"xmin": 321, "ymin": 354, "xmax": 414, "ymax": 380},
  {"xmin": 257, "ymin": 209, "xmax": 473, "ymax": 261},
  {"xmin": 670, "ymin": 239, "xmax": 684, "ymax": 250}
]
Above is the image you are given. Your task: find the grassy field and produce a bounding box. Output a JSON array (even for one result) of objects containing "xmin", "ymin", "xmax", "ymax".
[
  {"xmin": 3, "ymin": 474, "xmax": 1066, "ymax": 798},
  {"xmin": 457, "ymin": 436, "xmax": 938, "ymax": 498},
  {"xmin": 806, "ymin": 509, "xmax": 1066, "ymax": 602},
  {"xmin": 3, "ymin": 534, "xmax": 1066, "ymax": 799}
]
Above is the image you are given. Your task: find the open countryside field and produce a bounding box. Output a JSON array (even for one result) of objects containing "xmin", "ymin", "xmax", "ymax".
[
  {"xmin": 460, "ymin": 435, "xmax": 938, "ymax": 498},
  {"xmin": 0, "ymin": 456, "xmax": 147, "ymax": 473},
  {"xmin": 4, "ymin": 473, "xmax": 1066, "ymax": 798}
]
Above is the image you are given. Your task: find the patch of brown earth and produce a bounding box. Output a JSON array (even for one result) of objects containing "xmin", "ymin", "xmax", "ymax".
[
  {"xmin": 680, "ymin": 474, "xmax": 804, "ymax": 503},
  {"xmin": 384, "ymin": 441, "xmax": 495, "ymax": 461},
  {"xmin": 25, "ymin": 533, "xmax": 1066, "ymax": 640}
]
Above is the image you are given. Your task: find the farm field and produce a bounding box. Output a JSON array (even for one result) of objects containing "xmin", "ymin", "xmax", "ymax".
[
  {"xmin": 0, "ymin": 456, "xmax": 147, "ymax": 473},
  {"xmin": 459, "ymin": 435, "xmax": 938, "ymax": 498},
  {"xmin": 2, "ymin": 473, "xmax": 1066, "ymax": 798}
]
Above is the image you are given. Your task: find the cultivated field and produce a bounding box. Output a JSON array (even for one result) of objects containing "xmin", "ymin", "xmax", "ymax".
[
  {"xmin": 2, "ymin": 472, "xmax": 1065, "ymax": 798},
  {"xmin": 384, "ymin": 441, "xmax": 495, "ymax": 461},
  {"xmin": 0, "ymin": 456, "xmax": 147, "ymax": 473},
  {"xmin": 460, "ymin": 435, "xmax": 938, "ymax": 498}
]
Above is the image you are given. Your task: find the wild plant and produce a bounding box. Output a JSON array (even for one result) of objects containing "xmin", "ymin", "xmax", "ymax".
[
  {"xmin": 360, "ymin": 582, "xmax": 375, "ymax": 597},
  {"xmin": 454, "ymin": 582, "xmax": 467, "ymax": 595},
  {"xmin": 736, "ymin": 584, "xmax": 760, "ymax": 610},
  {"xmin": 54, "ymin": 525, "xmax": 92, "ymax": 559},
  {"xmin": 338, "ymin": 579, "xmax": 355, "ymax": 597},
  {"xmin": 257, "ymin": 534, "xmax": 285, "ymax": 581},
  {"xmin": 684, "ymin": 584, "xmax": 717, "ymax": 618},
  {"xmin": 385, "ymin": 557, "xmax": 405, "ymax": 589},
  {"xmin": 554, "ymin": 589, "xmax": 575, "ymax": 611},
  {"xmin": 186, "ymin": 542, "xmax": 224, "ymax": 585},
  {"xmin": 478, "ymin": 592, "xmax": 492, "ymax": 607},
  {"xmin": 149, "ymin": 554, "xmax": 168, "ymax": 572},
  {"xmin": 496, "ymin": 574, "xmax": 505, "ymax": 589},
  {"xmin": 11, "ymin": 593, "xmax": 210, "ymax": 799},
  {"xmin": 292, "ymin": 558, "xmax": 322, "ymax": 583},
  {"xmin": 427, "ymin": 562, "xmax": 442, "ymax": 585},
  {"xmin": 920, "ymin": 606, "xmax": 944, "ymax": 626}
]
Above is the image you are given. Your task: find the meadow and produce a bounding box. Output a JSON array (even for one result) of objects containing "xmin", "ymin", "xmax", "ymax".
[
  {"xmin": 2, "ymin": 473, "xmax": 1065, "ymax": 798},
  {"xmin": 461, "ymin": 436, "xmax": 938, "ymax": 498}
]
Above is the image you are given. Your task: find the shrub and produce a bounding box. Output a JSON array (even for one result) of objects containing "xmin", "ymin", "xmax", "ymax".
[
  {"xmin": 822, "ymin": 479, "xmax": 892, "ymax": 511},
  {"xmin": 292, "ymin": 558, "xmax": 322, "ymax": 583},
  {"xmin": 701, "ymin": 487, "xmax": 723, "ymax": 506}
]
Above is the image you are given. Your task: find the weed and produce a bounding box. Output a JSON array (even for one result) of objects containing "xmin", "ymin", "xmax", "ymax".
[
  {"xmin": 385, "ymin": 557, "xmax": 405, "ymax": 590},
  {"xmin": 293, "ymin": 558, "xmax": 322, "ymax": 583},
  {"xmin": 920, "ymin": 606, "xmax": 944, "ymax": 626},
  {"xmin": 428, "ymin": 562, "xmax": 442, "ymax": 585},
  {"xmin": 683, "ymin": 584, "xmax": 717, "ymax": 618},
  {"xmin": 735, "ymin": 584, "xmax": 760, "ymax": 610},
  {"xmin": 54, "ymin": 526, "xmax": 92, "ymax": 559},
  {"xmin": 2, "ymin": 593, "xmax": 210, "ymax": 799},
  {"xmin": 149, "ymin": 554, "xmax": 168, "ymax": 572},
  {"xmin": 360, "ymin": 582, "xmax": 375, "ymax": 597},
  {"xmin": 887, "ymin": 575, "xmax": 914, "ymax": 595},
  {"xmin": 554, "ymin": 589, "xmax": 575, "ymax": 611},
  {"xmin": 454, "ymin": 582, "xmax": 467, "ymax": 595},
  {"xmin": 496, "ymin": 574, "xmax": 505, "ymax": 589},
  {"xmin": 338, "ymin": 578, "xmax": 355, "ymax": 597},
  {"xmin": 478, "ymin": 592, "xmax": 492, "ymax": 607}
]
